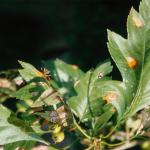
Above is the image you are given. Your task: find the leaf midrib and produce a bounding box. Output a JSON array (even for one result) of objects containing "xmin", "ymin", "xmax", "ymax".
[{"xmin": 124, "ymin": 24, "xmax": 147, "ymax": 118}]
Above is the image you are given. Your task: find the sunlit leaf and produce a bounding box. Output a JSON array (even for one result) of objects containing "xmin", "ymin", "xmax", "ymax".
[{"xmin": 18, "ymin": 61, "xmax": 44, "ymax": 82}]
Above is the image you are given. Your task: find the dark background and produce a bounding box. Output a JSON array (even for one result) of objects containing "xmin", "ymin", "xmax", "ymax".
[{"xmin": 0, "ymin": 0, "xmax": 140, "ymax": 72}]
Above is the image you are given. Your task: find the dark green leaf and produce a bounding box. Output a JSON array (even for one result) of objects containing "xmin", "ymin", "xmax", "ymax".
[
  {"xmin": 0, "ymin": 104, "xmax": 48, "ymax": 145},
  {"xmin": 43, "ymin": 59, "xmax": 84, "ymax": 98},
  {"xmin": 43, "ymin": 59, "xmax": 84, "ymax": 84},
  {"xmin": 14, "ymin": 84, "xmax": 45, "ymax": 101},
  {"xmin": 93, "ymin": 105, "xmax": 114, "ymax": 135}
]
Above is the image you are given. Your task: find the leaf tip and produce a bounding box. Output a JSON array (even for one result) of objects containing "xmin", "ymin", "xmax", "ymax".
[{"xmin": 129, "ymin": 7, "xmax": 145, "ymax": 28}]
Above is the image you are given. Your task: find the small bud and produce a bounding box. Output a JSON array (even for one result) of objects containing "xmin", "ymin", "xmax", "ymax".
[
  {"xmin": 36, "ymin": 71, "xmax": 44, "ymax": 77},
  {"xmin": 50, "ymin": 124, "xmax": 62, "ymax": 134}
]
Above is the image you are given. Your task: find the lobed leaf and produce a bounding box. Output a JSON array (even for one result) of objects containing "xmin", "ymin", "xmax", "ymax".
[
  {"xmin": 107, "ymin": 0, "xmax": 150, "ymax": 118},
  {"xmin": 43, "ymin": 59, "xmax": 84, "ymax": 84},
  {"xmin": 67, "ymin": 61, "xmax": 113, "ymax": 121}
]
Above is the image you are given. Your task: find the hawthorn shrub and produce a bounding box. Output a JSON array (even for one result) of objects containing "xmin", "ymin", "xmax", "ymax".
[{"xmin": 1, "ymin": 0, "xmax": 150, "ymax": 149}]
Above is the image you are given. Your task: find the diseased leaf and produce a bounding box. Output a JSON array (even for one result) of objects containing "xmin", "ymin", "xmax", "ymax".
[
  {"xmin": 67, "ymin": 61, "xmax": 113, "ymax": 121},
  {"xmin": 107, "ymin": 0, "xmax": 150, "ymax": 118},
  {"xmin": 107, "ymin": 31, "xmax": 137, "ymax": 106},
  {"xmin": 93, "ymin": 80, "xmax": 126, "ymax": 118}
]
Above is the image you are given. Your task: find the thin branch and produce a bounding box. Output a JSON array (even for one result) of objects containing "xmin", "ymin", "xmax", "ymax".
[{"xmin": 73, "ymin": 118, "xmax": 91, "ymax": 140}]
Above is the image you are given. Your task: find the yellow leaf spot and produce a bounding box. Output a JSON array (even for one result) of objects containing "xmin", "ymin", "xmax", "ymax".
[
  {"xmin": 127, "ymin": 57, "xmax": 137, "ymax": 68},
  {"xmin": 26, "ymin": 99, "xmax": 33, "ymax": 106},
  {"xmin": 103, "ymin": 91, "xmax": 117, "ymax": 104},
  {"xmin": 71, "ymin": 64, "xmax": 78, "ymax": 70},
  {"xmin": 111, "ymin": 108, "xmax": 116, "ymax": 113},
  {"xmin": 132, "ymin": 15, "xmax": 144, "ymax": 28}
]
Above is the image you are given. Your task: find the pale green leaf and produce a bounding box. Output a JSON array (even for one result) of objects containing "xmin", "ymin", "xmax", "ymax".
[{"xmin": 18, "ymin": 61, "xmax": 42, "ymax": 82}]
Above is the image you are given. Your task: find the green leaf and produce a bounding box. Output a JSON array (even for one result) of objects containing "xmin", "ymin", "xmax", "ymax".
[
  {"xmin": 0, "ymin": 104, "xmax": 48, "ymax": 145},
  {"xmin": 0, "ymin": 88, "xmax": 14, "ymax": 103},
  {"xmin": 34, "ymin": 112, "xmax": 50, "ymax": 121},
  {"xmin": 4, "ymin": 141, "xmax": 35, "ymax": 150},
  {"xmin": 107, "ymin": 31, "xmax": 137, "ymax": 106},
  {"xmin": 0, "ymin": 69, "xmax": 18, "ymax": 79},
  {"xmin": 107, "ymin": 0, "xmax": 150, "ymax": 118},
  {"xmin": 18, "ymin": 61, "xmax": 42, "ymax": 82},
  {"xmin": 43, "ymin": 59, "xmax": 84, "ymax": 84},
  {"xmin": 0, "ymin": 78, "xmax": 16, "ymax": 102},
  {"xmin": 43, "ymin": 59, "xmax": 84, "ymax": 97},
  {"xmin": 67, "ymin": 61, "xmax": 113, "ymax": 121},
  {"xmin": 93, "ymin": 105, "xmax": 114, "ymax": 135},
  {"xmin": 14, "ymin": 84, "xmax": 45, "ymax": 101},
  {"xmin": 93, "ymin": 80, "xmax": 126, "ymax": 118}
]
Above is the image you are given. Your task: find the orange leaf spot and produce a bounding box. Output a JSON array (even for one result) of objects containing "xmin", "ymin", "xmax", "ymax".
[
  {"xmin": 103, "ymin": 91, "xmax": 117, "ymax": 104},
  {"xmin": 36, "ymin": 71, "xmax": 44, "ymax": 77},
  {"xmin": 127, "ymin": 57, "xmax": 137, "ymax": 68}
]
